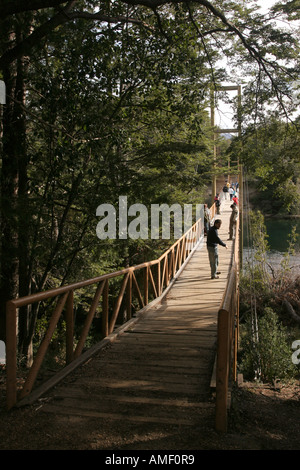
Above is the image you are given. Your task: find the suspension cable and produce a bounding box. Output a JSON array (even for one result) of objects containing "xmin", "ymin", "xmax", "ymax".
[{"xmin": 243, "ymin": 168, "xmax": 261, "ymax": 380}]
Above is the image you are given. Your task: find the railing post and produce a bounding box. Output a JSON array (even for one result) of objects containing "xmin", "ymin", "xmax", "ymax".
[
  {"xmin": 157, "ymin": 262, "xmax": 161, "ymax": 297},
  {"xmin": 102, "ymin": 279, "xmax": 109, "ymax": 338},
  {"xmin": 65, "ymin": 290, "xmax": 74, "ymax": 364},
  {"xmin": 74, "ymin": 281, "xmax": 106, "ymax": 359},
  {"xmin": 182, "ymin": 238, "xmax": 186, "ymax": 262},
  {"xmin": 171, "ymin": 248, "xmax": 175, "ymax": 278},
  {"xmin": 215, "ymin": 308, "xmax": 230, "ymax": 433},
  {"xmin": 144, "ymin": 266, "xmax": 149, "ymax": 305},
  {"xmin": 18, "ymin": 292, "xmax": 69, "ymax": 401},
  {"xmin": 126, "ymin": 271, "xmax": 132, "ymax": 320},
  {"xmin": 165, "ymin": 255, "xmax": 169, "ymax": 286},
  {"xmin": 6, "ymin": 301, "xmax": 17, "ymax": 410}
]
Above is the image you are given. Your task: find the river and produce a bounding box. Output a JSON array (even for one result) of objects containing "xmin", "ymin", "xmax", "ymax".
[{"xmin": 243, "ymin": 218, "xmax": 300, "ymax": 276}]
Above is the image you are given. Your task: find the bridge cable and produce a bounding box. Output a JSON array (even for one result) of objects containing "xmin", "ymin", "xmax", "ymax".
[{"xmin": 243, "ymin": 168, "xmax": 261, "ymax": 380}]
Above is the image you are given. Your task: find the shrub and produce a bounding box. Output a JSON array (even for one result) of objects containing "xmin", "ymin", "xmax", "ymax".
[{"xmin": 240, "ymin": 307, "xmax": 297, "ymax": 383}]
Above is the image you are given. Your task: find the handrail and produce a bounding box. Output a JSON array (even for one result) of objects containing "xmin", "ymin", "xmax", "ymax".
[
  {"xmin": 215, "ymin": 216, "xmax": 240, "ymax": 433},
  {"xmin": 6, "ymin": 207, "xmax": 208, "ymax": 409}
]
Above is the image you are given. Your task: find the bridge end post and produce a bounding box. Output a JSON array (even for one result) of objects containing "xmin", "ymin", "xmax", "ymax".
[
  {"xmin": 215, "ymin": 307, "xmax": 230, "ymax": 433},
  {"xmin": 6, "ymin": 301, "xmax": 17, "ymax": 410}
]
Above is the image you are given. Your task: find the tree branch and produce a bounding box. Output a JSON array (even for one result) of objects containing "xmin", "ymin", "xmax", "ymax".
[
  {"xmin": 0, "ymin": 1, "xmax": 76, "ymax": 70},
  {"xmin": 0, "ymin": 0, "xmax": 296, "ymax": 116},
  {"xmin": 0, "ymin": 2, "xmax": 149, "ymax": 70},
  {"xmin": 0, "ymin": 0, "xmax": 70, "ymax": 18}
]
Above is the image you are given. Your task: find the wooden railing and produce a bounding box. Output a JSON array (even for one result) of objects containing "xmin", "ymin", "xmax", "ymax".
[
  {"xmin": 6, "ymin": 208, "xmax": 209, "ymax": 410},
  {"xmin": 215, "ymin": 216, "xmax": 240, "ymax": 433}
]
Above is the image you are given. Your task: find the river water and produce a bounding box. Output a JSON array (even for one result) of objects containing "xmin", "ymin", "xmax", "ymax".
[{"xmin": 243, "ymin": 218, "xmax": 300, "ymax": 276}]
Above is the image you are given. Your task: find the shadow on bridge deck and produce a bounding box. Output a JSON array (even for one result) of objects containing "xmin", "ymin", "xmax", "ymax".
[{"xmin": 38, "ymin": 199, "xmax": 236, "ymax": 447}]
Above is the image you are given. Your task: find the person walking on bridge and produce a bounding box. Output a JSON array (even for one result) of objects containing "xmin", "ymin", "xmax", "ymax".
[
  {"xmin": 214, "ymin": 193, "xmax": 221, "ymax": 214},
  {"xmin": 204, "ymin": 204, "xmax": 211, "ymax": 235},
  {"xmin": 229, "ymin": 204, "xmax": 239, "ymax": 240},
  {"xmin": 207, "ymin": 219, "xmax": 228, "ymax": 279}
]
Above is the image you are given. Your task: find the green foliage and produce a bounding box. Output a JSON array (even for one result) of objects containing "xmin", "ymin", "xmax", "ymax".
[
  {"xmin": 279, "ymin": 225, "xmax": 299, "ymax": 275},
  {"xmin": 240, "ymin": 209, "xmax": 300, "ymax": 383},
  {"xmin": 34, "ymin": 317, "xmax": 66, "ymax": 349},
  {"xmin": 23, "ymin": 4, "xmax": 214, "ymax": 293},
  {"xmin": 240, "ymin": 307, "xmax": 297, "ymax": 382},
  {"xmin": 230, "ymin": 119, "xmax": 300, "ymax": 214},
  {"xmin": 241, "ymin": 209, "xmax": 271, "ymax": 301},
  {"xmin": 32, "ymin": 316, "xmax": 67, "ymax": 370}
]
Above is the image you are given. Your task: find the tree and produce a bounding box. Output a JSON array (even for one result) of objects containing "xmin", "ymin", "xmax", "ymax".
[
  {"xmin": 0, "ymin": 1, "xmax": 213, "ymax": 357},
  {"xmin": 229, "ymin": 117, "xmax": 300, "ymax": 213}
]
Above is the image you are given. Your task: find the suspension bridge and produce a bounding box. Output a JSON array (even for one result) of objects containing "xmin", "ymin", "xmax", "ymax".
[{"xmin": 5, "ymin": 193, "xmax": 240, "ymax": 443}]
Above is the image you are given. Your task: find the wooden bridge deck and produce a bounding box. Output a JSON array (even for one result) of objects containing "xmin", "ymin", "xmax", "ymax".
[{"xmin": 37, "ymin": 199, "xmax": 235, "ymax": 447}]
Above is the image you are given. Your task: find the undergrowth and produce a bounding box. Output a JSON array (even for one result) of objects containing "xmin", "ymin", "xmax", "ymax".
[{"xmin": 239, "ymin": 210, "xmax": 300, "ymax": 383}]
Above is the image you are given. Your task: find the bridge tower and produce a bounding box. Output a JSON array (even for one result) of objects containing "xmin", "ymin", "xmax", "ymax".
[{"xmin": 210, "ymin": 84, "xmax": 243, "ymax": 266}]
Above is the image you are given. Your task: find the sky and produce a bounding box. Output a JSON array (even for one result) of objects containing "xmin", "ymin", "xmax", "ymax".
[{"xmin": 256, "ymin": 0, "xmax": 276, "ymax": 13}]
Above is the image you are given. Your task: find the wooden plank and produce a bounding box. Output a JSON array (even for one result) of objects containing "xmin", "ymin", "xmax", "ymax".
[
  {"xmin": 72, "ymin": 372, "xmax": 209, "ymax": 387},
  {"xmin": 122, "ymin": 327, "xmax": 217, "ymax": 334},
  {"xmin": 91, "ymin": 357, "xmax": 213, "ymax": 371},
  {"xmin": 120, "ymin": 328, "xmax": 218, "ymax": 336},
  {"xmin": 93, "ymin": 345, "xmax": 216, "ymax": 359},
  {"xmin": 40, "ymin": 404, "xmax": 205, "ymax": 426},
  {"xmin": 114, "ymin": 335, "xmax": 217, "ymax": 346},
  {"xmin": 91, "ymin": 359, "xmax": 212, "ymax": 371},
  {"xmin": 50, "ymin": 388, "xmax": 213, "ymax": 408},
  {"xmin": 16, "ymin": 313, "xmax": 151, "ymax": 408},
  {"xmin": 93, "ymin": 351, "xmax": 215, "ymax": 365},
  {"xmin": 63, "ymin": 377, "xmax": 209, "ymax": 395},
  {"xmin": 93, "ymin": 350, "xmax": 215, "ymax": 362},
  {"xmin": 122, "ymin": 331, "xmax": 217, "ymax": 340},
  {"xmin": 43, "ymin": 396, "xmax": 212, "ymax": 418}
]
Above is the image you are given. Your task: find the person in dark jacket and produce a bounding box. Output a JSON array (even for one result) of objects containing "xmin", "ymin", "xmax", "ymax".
[
  {"xmin": 214, "ymin": 193, "xmax": 221, "ymax": 214},
  {"xmin": 207, "ymin": 219, "xmax": 227, "ymax": 279}
]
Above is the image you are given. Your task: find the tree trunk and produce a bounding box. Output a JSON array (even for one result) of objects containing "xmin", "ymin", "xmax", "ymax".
[
  {"xmin": 0, "ymin": 30, "xmax": 19, "ymax": 341},
  {"xmin": 0, "ymin": 17, "xmax": 32, "ymax": 367},
  {"xmin": 16, "ymin": 49, "xmax": 32, "ymax": 363}
]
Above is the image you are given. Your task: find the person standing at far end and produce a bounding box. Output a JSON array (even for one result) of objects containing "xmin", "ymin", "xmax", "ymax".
[
  {"xmin": 214, "ymin": 193, "xmax": 221, "ymax": 215},
  {"xmin": 229, "ymin": 204, "xmax": 239, "ymax": 240},
  {"xmin": 207, "ymin": 219, "xmax": 228, "ymax": 279},
  {"xmin": 204, "ymin": 204, "xmax": 211, "ymax": 236}
]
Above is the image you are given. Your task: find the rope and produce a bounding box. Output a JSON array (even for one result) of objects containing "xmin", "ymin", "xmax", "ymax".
[{"xmin": 243, "ymin": 168, "xmax": 261, "ymax": 380}]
